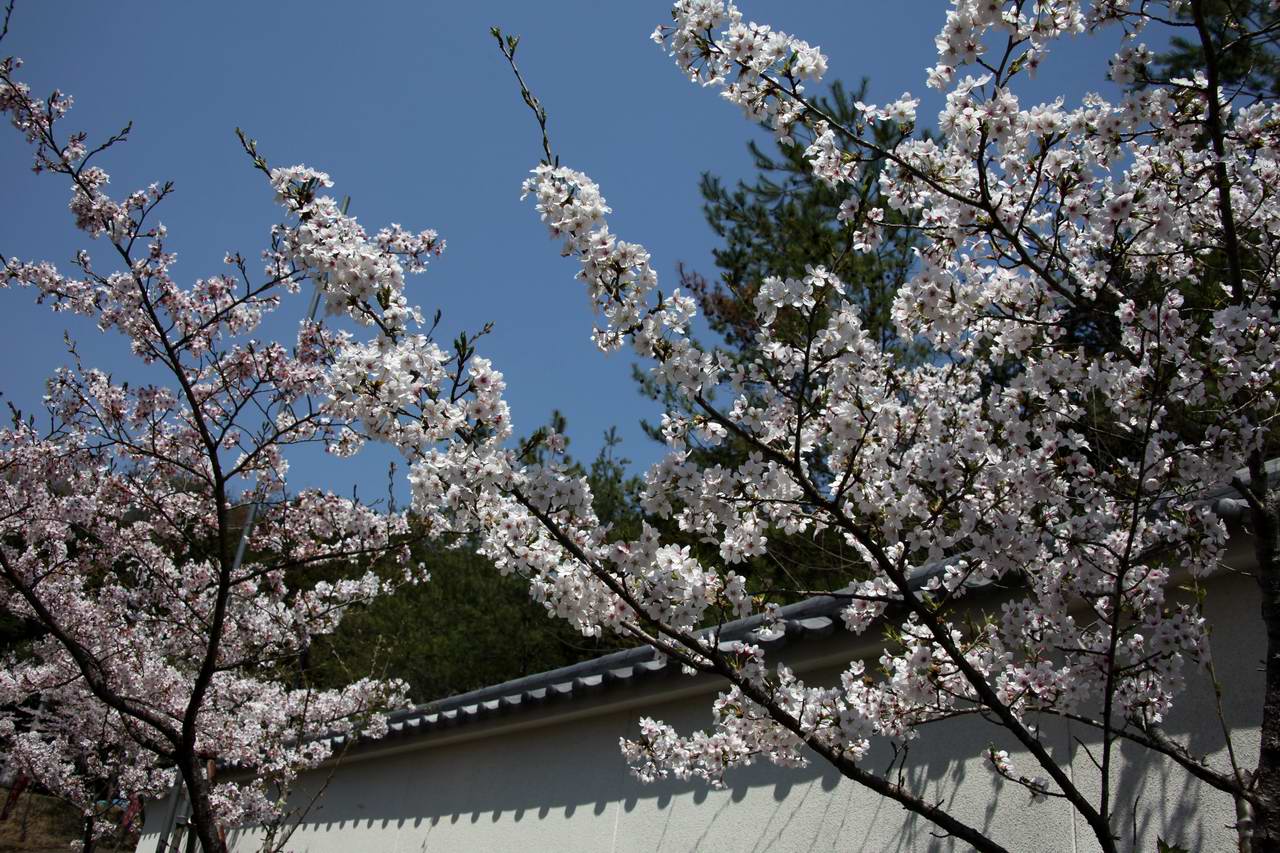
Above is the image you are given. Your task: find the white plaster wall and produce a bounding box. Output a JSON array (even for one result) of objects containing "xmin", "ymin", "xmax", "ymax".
[{"xmin": 137, "ymin": 572, "xmax": 1264, "ymax": 853}]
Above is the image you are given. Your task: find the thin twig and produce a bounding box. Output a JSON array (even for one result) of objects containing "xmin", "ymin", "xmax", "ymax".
[
  {"xmin": 0, "ymin": 0, "xmax": 15, "ymax": 44},
  {"xmin": 491, "ymin": 27, "xmax": 555, "ymax": 165}
]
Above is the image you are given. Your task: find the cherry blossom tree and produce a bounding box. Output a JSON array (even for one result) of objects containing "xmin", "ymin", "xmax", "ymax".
[
  {"xmin": 0, "ymin": 3, "xmax": 447, "ymax": 849},
  {"xmin": 324, "ymin": 3, "xmax": 1280, "ymax": 852},
  {"xmin": 4, "ymin": 0, "xmax": 1279, "ymax": 850}
]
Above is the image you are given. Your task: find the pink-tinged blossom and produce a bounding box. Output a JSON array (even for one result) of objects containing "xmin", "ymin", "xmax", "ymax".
[
  {"xmin": 0, "ymin": 45, "xmax": 438, "ymax": 846},
  {"xmin": 302, "ymin": 3, "xmax": 1280, "ymax": 851}
]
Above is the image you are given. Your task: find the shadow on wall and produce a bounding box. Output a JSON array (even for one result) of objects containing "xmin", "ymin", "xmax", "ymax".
[{"xmin": 222, "ymin": 575, "xmax": 1260, "ymax": 853}]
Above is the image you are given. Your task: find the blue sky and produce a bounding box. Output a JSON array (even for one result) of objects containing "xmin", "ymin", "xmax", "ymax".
[{"xmin": 0, "ymin": 2, "xmax": 1135, "ymax": 504}]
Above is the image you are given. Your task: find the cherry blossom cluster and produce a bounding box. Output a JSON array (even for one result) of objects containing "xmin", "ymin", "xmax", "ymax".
[
  {"xmin": 267, "ymin": 164, "xmax": 442, "ymax": 333},
  {"xmin": 0, "ymin": 43, "xmax": 438, "ymax": 846},
  {"xmin": 602, "ymin": 3, "xmax": 1277, "ymax": 843},
  {"xmin": 652, "ymin": 1, "xmax": 825, "ymax": 143},
  {"xmin": 521, "ymin": 164, "xmax": 663, "ymax": 353},
  {"xmin": 301, "ymin": 2, "xmax": 1279, "ymax": 850}
]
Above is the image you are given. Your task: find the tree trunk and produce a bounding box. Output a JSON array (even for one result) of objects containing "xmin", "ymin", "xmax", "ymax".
[
  {"xmin": 1249, "ymin": 468, "xmax": 1280, "ymax": 851},
  {"xmin": 80, "ymin": 811, "xmax": 96, "ymax": 853},
  {"xmin": 176, "ymin": 758, "xmax": 225, "ymax": 853}
]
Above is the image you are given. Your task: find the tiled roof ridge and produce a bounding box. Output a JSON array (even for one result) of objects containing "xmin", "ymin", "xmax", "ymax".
[
  {"xmin": 353, "ymin": 566, "xmax": 956, "ymax": 748},
  {"xmin": 382, "ymin": 589, "xmax": 850, "ymax": 730}
]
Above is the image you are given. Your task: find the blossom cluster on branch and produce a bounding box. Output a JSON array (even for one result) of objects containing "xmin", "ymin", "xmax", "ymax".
[
  {"xmin": 0, "ymin": 35, "xmax": 440, "ymax": 846},
  {"xmin": 323, "ymin": 2, "xmax": 1280, "ymax": 850}
]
